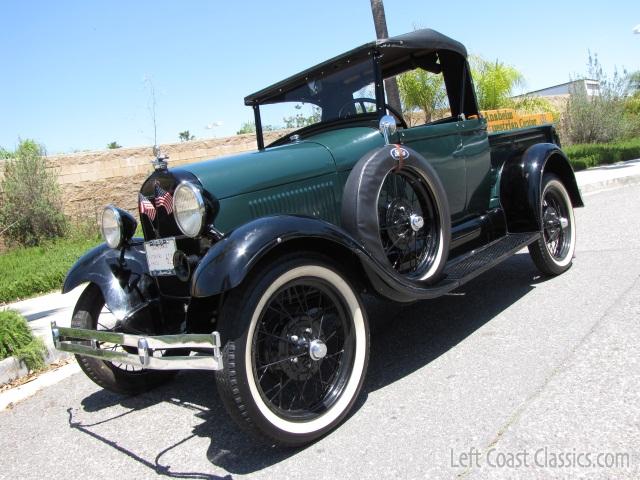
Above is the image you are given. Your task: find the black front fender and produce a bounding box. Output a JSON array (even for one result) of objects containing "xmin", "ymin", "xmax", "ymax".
[
  {"xmin": 500, "ymin": 143, "xmax": 584, "ymax": 232},
  {"xmin": 190, "ymin": 216, "xmax": 370, "ymax": 298},
  {"xmin": 190, "ymin": 215, "xmax": 467, "ymax": 303},
  {"xmin": 63, "ymin": 240, "xmax": 157, "ymax": 320}
]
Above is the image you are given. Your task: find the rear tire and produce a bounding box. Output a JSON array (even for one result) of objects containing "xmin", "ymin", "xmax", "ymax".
[
  {"xmin": 528, "ymin": 174, "xmax": 577, "ymax": 276},
  {"xmin": 72, "ymin": 283, "xmax": 176, "ymax": 395},
  {"xmin": 215, "ymin": 253, "xmax": 369, "ymax": 447}
]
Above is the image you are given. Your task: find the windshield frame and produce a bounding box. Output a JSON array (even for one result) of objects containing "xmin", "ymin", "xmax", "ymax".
[{"xmin": 250, "ymin": 51, "xmax": 385, "ymax": 150}]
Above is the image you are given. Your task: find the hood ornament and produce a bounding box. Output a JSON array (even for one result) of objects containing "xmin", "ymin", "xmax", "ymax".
[{"xmin": 152, "ymin": 145, "xmax": 169, "ymax": 171}]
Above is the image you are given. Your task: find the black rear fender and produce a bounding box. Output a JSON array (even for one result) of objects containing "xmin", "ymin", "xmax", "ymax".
[
  {"xmin": 500, "ymin": 143, "xmax": 584, "ymax": 233},
  {"xmin": 63, "ymin": 241, "xmax": 158, "ymax": 320}
]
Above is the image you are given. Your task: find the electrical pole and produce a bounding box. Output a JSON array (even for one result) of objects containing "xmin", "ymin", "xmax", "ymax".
[{"xmin": 370, "ymin": 0, "xmax": 402, "ymax": 114}]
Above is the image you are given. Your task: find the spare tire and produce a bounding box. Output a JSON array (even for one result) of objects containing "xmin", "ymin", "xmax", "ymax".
[{"xmin": 341, "ymin": 145, "xmax": 451, "ymax": 284}]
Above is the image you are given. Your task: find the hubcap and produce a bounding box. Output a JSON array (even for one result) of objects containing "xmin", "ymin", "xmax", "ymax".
[
  {"xmin": 309, "ymin": 339, "xmax": 327, "ymax": 361},
  {"xmin": 410, "ymin": 214, "xmax": 424, "ymax": 232},
  {"xmin": 560, "ymin": 217, "xmax": 569, "ymax": 229}
]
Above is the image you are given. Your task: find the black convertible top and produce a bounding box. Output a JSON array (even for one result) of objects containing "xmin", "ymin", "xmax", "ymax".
[{"xmin": 244, "ymin": 29, "xmax": 467, "ymax": 106}]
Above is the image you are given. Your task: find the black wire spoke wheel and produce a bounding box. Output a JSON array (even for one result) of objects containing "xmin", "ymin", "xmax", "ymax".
[
  {"xmin": 542, "ymin": 189, "xmax": 571, "ymax": 261},
  {"xmin": 252, "ymin": 278, "xmax": 354, "ymax": 421},
  {"xmin": 72, "ymin": 283, "xmax": 177, "ymax": 395},
  {"xmin": 215, "ymin": 256, "xmax": 369, "ymax": 446},
  {"xmin": 528, "ymin": 174, "xmax": 576, "ymax": 276},
  {"xmin": 94, "ymin": 306, "xmax": 144, "ymax": 372},
  {"xmin": 378, "ymin": 168, "xmax": 439, "ymax": 277}
]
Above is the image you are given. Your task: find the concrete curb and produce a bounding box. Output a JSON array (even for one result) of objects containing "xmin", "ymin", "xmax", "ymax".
[
  {"xmin": 0, "ymin": 362, "xmax": 80, "ymax": 411},
  {"xmin": 0, "ymin": 357, "xmax": 29, "ymax": 385},
  {"xmin": 0, "ymin": 345, "xmax": 70, "ymax": 386},
  {"xmin": 578, "ymin": 173, "xmax": 640, "ymax": 195}
]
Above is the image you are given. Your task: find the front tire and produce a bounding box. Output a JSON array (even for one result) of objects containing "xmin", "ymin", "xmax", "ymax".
[
  {"xmin": 72, "ymin": 283, "xmax": 177, "ymax": 395},
  {"xmin": 215, "ymin": 254, "xmax": 369, "ymax": 447},
  {"xmin": 528, "ymin": 174, "xmax": 577, "ymax": 276}
]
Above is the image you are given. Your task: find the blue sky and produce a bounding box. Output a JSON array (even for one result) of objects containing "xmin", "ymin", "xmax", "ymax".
[{"xmin": 1, "ymin": 0, "xmax": 639, "ymax": 153}]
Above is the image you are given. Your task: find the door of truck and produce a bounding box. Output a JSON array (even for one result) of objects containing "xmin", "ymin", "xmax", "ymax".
[
  {"xmin": 458, "ymin": 117, "xmax": 492, "ymax": 217},
  {"xmin": 399, "ymin": 120, "xmax": 467, "ymax": 223}
]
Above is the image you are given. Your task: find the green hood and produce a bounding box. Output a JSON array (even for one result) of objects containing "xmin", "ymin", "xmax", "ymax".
[
  {"xmin": 179, "ymin": 127, "xmax": 383, "ymax": 200},
  {"xmin": 180, "ymin": 141, "xmax": 335, "ymax": 200}
]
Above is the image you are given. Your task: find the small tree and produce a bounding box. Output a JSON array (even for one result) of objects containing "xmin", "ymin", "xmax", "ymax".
[
  {"xmin": 0, "ymin": 140, "xmax": 67, "ymax": 246},
  {"xmin": 236, "ymin": 120, "xmax": 277, "ymax": 135},
  {"xmin": 0, "ymin": 147, "xmax": 13, "ymax": 159},
  {"xmin": 282, "ymin": 104, "xmax": 321, "ymax": 129},
  {"xmin": 237, "ymin": 121, "xmax": 256, "ymax": 135},
  {"xmin": 179, "ymin": 130, "xmax": 195, "ymax": 142},
  {"xmin": 626, "ymin": 71, "xmax": 640, "ymax": 95},
  {"xmin": 107, "ymin": 141, "xmax": 121, "ymax": 149}
]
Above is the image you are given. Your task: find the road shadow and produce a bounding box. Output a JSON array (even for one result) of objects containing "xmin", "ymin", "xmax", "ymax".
[{"xmin": 69, "ymin": 252, "xmax": 548, "ymax": 477}]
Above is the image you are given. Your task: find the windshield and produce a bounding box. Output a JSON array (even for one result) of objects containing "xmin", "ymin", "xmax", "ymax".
[{"xmin": 258, "ymin": 59, "xmax": 377, "ymax": 131}]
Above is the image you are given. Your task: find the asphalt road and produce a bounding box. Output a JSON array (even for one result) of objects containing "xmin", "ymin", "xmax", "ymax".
[{"xmin": 1, "ymin": 185, "xmax": 639, "ymax": 480}]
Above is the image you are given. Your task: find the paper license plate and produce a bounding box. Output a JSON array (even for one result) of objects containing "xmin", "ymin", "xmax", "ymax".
[{"xmin": 144, "ymin": 238, "xmax": 177, "ymax": 276}]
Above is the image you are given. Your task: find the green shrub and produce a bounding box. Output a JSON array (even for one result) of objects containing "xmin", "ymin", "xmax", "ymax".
[
  {"xmin": 567, "ymin": 155, "xmax": 598, "ymax": 171},
  {"xmin": 0, "ymin": 139, "xmax": 67, "ymax": 247},
  {"xmin": 561, "ymin": 91, "xmax": 629, "ymax": 144},
  {"xmin": 0, "ymin": 310, "xmax": 46, "ymax": 370},
  {"xmin": 0, "ymin": 227, "xmax": 101, "ymax": 303},
  {"xmin": 564, "ymin": 138, "xmax": 640, "ymax": 171}
]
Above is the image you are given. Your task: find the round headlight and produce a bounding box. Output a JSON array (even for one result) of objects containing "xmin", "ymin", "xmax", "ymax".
[
  {"xmin": 101, "ymin": 206, "xmax": 123, "ymax": 249},
  {"xmin": 173, "ymin": 182, "xmax": 206, "ymax": 237}
]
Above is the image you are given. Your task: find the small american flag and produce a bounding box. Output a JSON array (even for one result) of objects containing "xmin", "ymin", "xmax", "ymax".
[
  {"xmin": 154, "ymin": 183, "xmax": 173, "ymax": 214},
  {"xmin": 139, "ymin": 193, "xmax": 156, "ymax": 221}
]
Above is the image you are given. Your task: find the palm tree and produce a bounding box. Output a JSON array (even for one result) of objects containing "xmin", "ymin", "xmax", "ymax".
[
  {"xmin": 469, "ymin": 56, "xmax": 524, "ymax": 110},
  {"xmin": 397, "ymin": 70, "xmax": 447, "ymax": 124},
  {"xmin": 370, "ymin": 0, "xmax": 402, "ymax": 114}
]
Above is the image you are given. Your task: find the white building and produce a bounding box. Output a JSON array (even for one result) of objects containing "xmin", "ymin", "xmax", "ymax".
[{"xmin": 521, "ymin": 79, "xmax": 600, "ymax": 98}]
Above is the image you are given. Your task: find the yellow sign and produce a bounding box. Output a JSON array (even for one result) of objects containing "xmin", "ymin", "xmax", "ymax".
[{"xmin": 481, "ymin": 109, "xmax": 554, "ymax": 133}]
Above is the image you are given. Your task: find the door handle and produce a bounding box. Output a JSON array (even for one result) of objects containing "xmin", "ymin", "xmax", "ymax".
[{"xmin": 453, "ymin": 137, "xmax": 464, "ymax": 157}]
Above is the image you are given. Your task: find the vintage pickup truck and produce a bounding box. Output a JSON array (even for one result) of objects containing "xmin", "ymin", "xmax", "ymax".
[{"xmin": 52, "ymin": 29, "xmax": 583, "ymax": 446}]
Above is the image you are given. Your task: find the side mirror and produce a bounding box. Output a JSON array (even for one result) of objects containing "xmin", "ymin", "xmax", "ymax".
[{"xmin": 379, "ymin": 115, "xmax": 397, "ymax": 145}]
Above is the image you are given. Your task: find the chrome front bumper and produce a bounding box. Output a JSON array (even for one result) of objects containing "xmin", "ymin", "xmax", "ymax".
[{"xmin": 51, "ymin": 322, "xmax": 223, "ymax": 371}]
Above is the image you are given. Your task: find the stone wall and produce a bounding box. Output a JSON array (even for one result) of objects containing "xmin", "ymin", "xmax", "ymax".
[{"xmin": 0, "ymin": 131, "xmax": 289, "ymax": 224}]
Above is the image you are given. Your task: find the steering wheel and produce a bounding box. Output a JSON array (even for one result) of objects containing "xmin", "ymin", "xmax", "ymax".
[{"xmin": 337, "ymin": 97, "xmax": 408, "ymax": 129}]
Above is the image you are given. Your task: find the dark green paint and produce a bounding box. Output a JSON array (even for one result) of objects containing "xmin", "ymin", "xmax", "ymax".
[
  {"xmin": 184, "ymin": 142, "xmax": 335, "ymax": 200},
  {"xmin": 181, "ymin": 121, "xmax": 499, "ymax": 234}
]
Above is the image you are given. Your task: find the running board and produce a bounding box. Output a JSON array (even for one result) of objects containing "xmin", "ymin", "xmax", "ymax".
[
  {"xmin": 444, "ymin": 232, "xmax": 540, "ymax": 283},
  {"xmin": 360, "ymin": 232, "xmax": 540, "ymax": 301}
]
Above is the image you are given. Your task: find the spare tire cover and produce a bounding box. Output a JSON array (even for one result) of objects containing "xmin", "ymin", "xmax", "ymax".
[{"xmin": 341, "ymin": 144, "xmax": 451, "ymax": 284}]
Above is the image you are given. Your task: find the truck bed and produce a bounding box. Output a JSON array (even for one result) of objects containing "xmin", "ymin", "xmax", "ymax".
[{"xmin": 489, "ymin": 124, "xmax": 560, "ymax": 170}]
